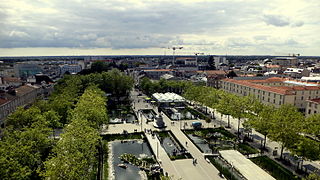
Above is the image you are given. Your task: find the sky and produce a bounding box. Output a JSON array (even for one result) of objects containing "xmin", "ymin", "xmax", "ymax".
[{"xmin": 0, "ymin": 0, "xmax": 319, "ymax": 56}]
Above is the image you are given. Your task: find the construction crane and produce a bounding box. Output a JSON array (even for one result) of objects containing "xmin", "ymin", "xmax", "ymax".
[
  {"xmin": 168, "ymin": 46, "xmax": 183, "ymax": 65},
  {"xmin": 194, "ymin": 52, "xmax": 204, "ymax": 65}
]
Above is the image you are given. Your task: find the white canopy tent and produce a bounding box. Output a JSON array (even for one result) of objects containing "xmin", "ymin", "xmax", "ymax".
[{"xmin": 152, "ymin": 92, "xmax": 185, "ymax": 103}]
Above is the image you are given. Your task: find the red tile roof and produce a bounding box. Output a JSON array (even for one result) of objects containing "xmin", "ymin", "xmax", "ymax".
[
  {"xmin": 144, "ymin": 69, "xmax": 173, "ymax": 72},
  {"xmin": 197, "ymin": 70, "xmax": 227, "ymax": 75},
  {"xmin": 222, "ymin": 78, "xmax": 295, "ymax": 95}
]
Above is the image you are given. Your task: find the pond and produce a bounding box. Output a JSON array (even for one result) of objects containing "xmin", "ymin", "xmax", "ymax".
[
  {"xmin": 140, "ymin": 109, "xmax": 157, "ymax": 122},
  {"xmin": 156, "ymin": 131, "xmax": 191, "ymax": 160},
  {"xmin": 110, "ymin": 140, "xmax": 154, "ymax": 180},
  {"xmin": 187, "ymin": 134, "xmax": 212, "ymax": 154}
]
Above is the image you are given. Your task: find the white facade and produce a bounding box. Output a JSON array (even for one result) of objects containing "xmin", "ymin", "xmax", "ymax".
[
  {"xmin": 214, "ymin": 57, "xmax": 229, "ymax": 69},
  {"xmin": 59, "ymin": 64, "xmax": 82, "ymax": 75}
]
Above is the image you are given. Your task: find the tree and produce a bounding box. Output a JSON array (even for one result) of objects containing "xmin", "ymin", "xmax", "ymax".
[
  {"xmin": 304, "ymin": 114, "xmax": 320, "ymax": 138},
  {"xmin": 6, "ymin": 106, "xmax": 44, "ymax": 130},
  {"xmin": 43, "ymin": 118, "xmax": 101, "ymax": 179},
  {"xmin": 268, "ymin": 104, "xmax": 304, "ymax": 159},
  {"xmin": 215, "ymin": 91, "xmax": 234, "ymax": 128},
  {"xmin": 228, "ymin": 94, "xmax": 249, "ymax": 139},
  {"xmin": 0, "ymin": 122, "xmax": 53, "ymax": 179},
  {"xmin": 70, "ymin": 86, "xmax": 108, "ymax": 128},
  {"xmin": 246, "ymin": 104, "xmax": 275, "ymax": 149},
  {"xmin": 101, "ymin": 69, "xmax": 134, "ymax": 101},
  {"xmin": 291, "ymin": 136, "xmax": 320, "ymax": 170}
]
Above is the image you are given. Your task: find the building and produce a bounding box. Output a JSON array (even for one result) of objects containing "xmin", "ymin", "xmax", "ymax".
[
  {"xmin": 14, "ymin": 63, "xmax": 42, "ymax": 78},
  {"xmin": 143, "ymin": 69, "xmax": 174, "ymax": 79},
  {"xmin": 221, "ymin": 77, "xmax": 320, "ymax": 112},
  {"xmin": 59, "ymin": 64, "xmax": 82, "ymax": 75},
  {"xmin": 283, "ymin": 68, "xmax": 310, "ymax": 79},
  {"xmin": 213, "ymin": 56, "xmax": 229, "ymax": 70},
  {"xmin": 272, "ymin": 57, "xmax": 298, "ymax": 67},
  {"xmin": 306, "ymin": 98, "xmax": 320, "ymax": 116},
  {"xmin": 204, "ymin": 70, "xmax": 227, "ymax": 89},
  {"xmin": 0, "ymin": 84, "xmax": 52, "ymax": 126},
  {"xmin": 175, "ymin": 57, "xmax": 197, "ymax": 66}
]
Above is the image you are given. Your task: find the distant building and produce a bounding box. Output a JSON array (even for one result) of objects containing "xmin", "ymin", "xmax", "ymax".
[
  {"xmin": 221, "ymin": 77, "xmax": 320, "ymax": 112},
  {"xmin": 272, "ymin": 57, "xmax": 298, "ymax": 67},
  {"xmin": 0, "ymin": 84, "xmax": 50, "ymax": 126},
  {"xmin": 283, "ymin": 68, "xmax": 310, "ymax": 78},
  {"xmin": 14, "ymin": 63, "xmax": 42, "ymax": 78},
  {"xmin": 203, "ymin": 70, "xmax": 227, "ymax": 89},
  {"xmin": 175, "ymin": 57, "xmax": 197, "ymax": 66},
  {"xmin": 143, "ymin": 69, "xmax": 174, "ymax": 79},
  {"xmin": 213, "ymin": 57, "xmax": 229, "ymax": 70},
  {"xmin": 59, "ymin": 64, "xmax": 82, "ymax": 75}
]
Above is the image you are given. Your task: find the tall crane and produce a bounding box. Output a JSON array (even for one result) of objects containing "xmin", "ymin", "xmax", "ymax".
[
  {"xmin": 169, "ymin": 46, "xmax": 183, "ymax": 65},
  {"xmin": 194, "ymin": 52, "xmax": 204, "ymax": 66}
]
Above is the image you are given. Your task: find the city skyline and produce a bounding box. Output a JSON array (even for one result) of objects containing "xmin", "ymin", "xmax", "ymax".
[{"xmin": 0, "ymin": 0, "xmax": 319, "ymax": 56}]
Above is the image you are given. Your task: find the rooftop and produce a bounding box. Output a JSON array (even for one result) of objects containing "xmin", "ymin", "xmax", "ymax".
[
  {"xmin": 220, "ymin": 150, "xmax": 275, "ymax": 180},
  {"xmin": 144, "ymin": 69, "xmax": 173, "ymax": 72},
  {"xmin": 223, "ymin": 78, "xmax": 295, "ymax": 95},
  {"xmin": 15, "ymin": 85, "xmax": 37, "ymax": 97}
]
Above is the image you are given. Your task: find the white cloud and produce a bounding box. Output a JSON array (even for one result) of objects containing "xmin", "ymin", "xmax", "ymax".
[{"xmin": 0, "ymin": 0, "xmax": 319, "ymax": 55}]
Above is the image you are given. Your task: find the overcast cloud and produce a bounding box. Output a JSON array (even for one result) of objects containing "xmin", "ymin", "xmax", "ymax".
[{"xmin": 0, "ymin": 0, "xmax": 319, "ymax": 56}]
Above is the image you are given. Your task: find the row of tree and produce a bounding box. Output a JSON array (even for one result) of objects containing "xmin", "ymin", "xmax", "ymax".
[
  {"xmin": 183, "ymin": 85, "xmax": 320, "ymax": 164},
  {"xmin": 139, "ymin": 77, "xmax": 192, "ymax": 95},
  {"xmin": 43, "ymin": 86, "xmax": 108, "ymax": 179},
  {"xmin": 0, "ymin": 69, "xmax": 133, "ymax": 179}
]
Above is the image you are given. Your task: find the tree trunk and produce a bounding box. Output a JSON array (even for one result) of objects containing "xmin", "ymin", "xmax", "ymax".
[
  {"xmin": 237, "ymin": 117, "xmax": 241, "ymax": 139},
  {"xmin": 263, "ymin": 134, "xmax": 267, "ymax": 149},
  {"xmin": 280, "ymin": 145, "xmax": 284, "ymax": 159},
  {"xmin": 227, "ymin": 115, "xmax": 230, "ymax": 128}
]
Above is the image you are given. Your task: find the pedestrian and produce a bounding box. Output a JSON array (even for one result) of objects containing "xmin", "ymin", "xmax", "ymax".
[
  {"xmin": 185, "ymin": 141, "xmax": 188, "ymax": 147},
  {"xmin": 195, "ymin": 159, "xmax": 197, "ymax": 164}
]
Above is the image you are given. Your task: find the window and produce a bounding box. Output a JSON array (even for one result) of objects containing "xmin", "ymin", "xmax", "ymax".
[
  {"xmin": 301, "ymin": 96, "xmax": 304, "ymax": 100},
  {"xmin": 309, "ymin": 109, "xmax": 311, "ymax": 114},
  {"xmin": 274, "ymin": 94, "xmax": 276, "ymax": 98}
]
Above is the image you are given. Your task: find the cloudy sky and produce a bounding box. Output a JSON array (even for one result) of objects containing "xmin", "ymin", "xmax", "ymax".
[{"xmin": 0, "ymin": 0, "xmax": 319, "ymax": 56}]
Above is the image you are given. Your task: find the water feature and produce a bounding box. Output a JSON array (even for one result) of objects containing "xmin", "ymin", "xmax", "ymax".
[
  {"xmin": 110, "ymin": 140, "xmax": 154, "ymax": 180},
  {"xmin": 156, "ymin": 131, "xmax": 191, "ymax": 159},
  {"xmin": 140, "ymin": 109, "xmax": 157, "ymax": 122},
  {"xmin": 187, "ymin": 134, "xmax": 212, "ymax": 154}
]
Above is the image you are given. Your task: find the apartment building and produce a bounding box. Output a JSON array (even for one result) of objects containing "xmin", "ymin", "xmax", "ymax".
[
  {"xmin": 306, "ymin": 98, "xmax": 320, "ymax": 116},
  {"xmin": 221, "ymin": 77, "xmax": 320, "ymax": 112},
  {"xmin": 0, "ymin": 84, "xmax": 50, "ymax": 126}
]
